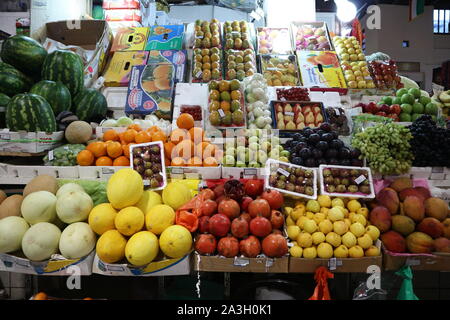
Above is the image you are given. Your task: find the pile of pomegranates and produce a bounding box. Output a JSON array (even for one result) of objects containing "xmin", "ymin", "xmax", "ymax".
[{"xmin": 195, "ymin": 179, "xmax": 288, "ymax": 258}]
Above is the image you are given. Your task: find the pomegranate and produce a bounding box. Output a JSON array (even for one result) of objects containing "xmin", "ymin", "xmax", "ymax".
[
  {"xmin": 198, "ymin": 216, "xmax": 210, "ymax": 233},
  {"xmin": 262, "ymin": 233, "xmax": 288, "ymax": 258},
  {"xmin": 224, "ymin": 179, "xmax": 245, "ymax": 201},
  {"xmin": 244, "ymin": 179, "xmax": 264, "ymax": 197},
  {"xmin": 270, "ymin": 210, "xmax": 284, "ymax": 229},
  {"xmin": 248, "ymin": 198, "xmax": 271, "ymax": 218},
  {"xmin": 199, "ymin": 188, "xmax": 215, "ymax": 200},
  {"xmin": 209, "ymin": 214, "xmax": 231, "ymax": 237},
  {"xmin": 261, "ymin": 189, "xmax": 284, "ymax": 210},
  {"xmin": 249, "ymin": 216, "xmax": 272, "ymax": 238},
  {"xmin": 195, "ymin": 234, "xmax": 217, "ymax": 255},
  {"xmin": 216, "ymin": 195, "xmax": 227, "ymax": 205},
  {"xmin": 201, "ymin": 199, "xmax": 217, "ymax": 217},
  {"xmin": 240, "ymin": 196, "xmax": 253, "ymax": 212},
  {"xmin": 271, "ymin": 229, "xmax": 283, "ymax": 235},
  {"xmin": 213, "ymin": 184, "xmax": 225, "ymax": 198},
  {"xmin": 240, "ymin": 212, "xmax": 252, "ymax": 224},
  {"xmin": 239, "ymin": 236, "xmax": 261, "ymax": 258},
  {"xmin": 217, "ymin": 235, "xmax": 239, "ymax": 257},
  {"xmin": 231, "ymin": 216, "xmax": 249, "ymax": 238},
  {"xmin": 218, "ymin": 198, "xmax": 241, "ymax": 220}
]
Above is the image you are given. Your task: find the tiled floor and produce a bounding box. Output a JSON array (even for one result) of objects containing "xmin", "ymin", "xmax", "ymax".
[{"xmin": 0, "ymin": 271, "xmax": 26, "ymax": 300}]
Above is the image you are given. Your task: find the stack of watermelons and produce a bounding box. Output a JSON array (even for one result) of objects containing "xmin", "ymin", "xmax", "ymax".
[{"xmin": 0, "ymin": 35, "xmax": 108, "ymax": 132}]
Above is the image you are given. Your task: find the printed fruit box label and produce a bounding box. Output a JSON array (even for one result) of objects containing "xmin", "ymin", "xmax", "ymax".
[
  {"xmin": 103, "ymin": 51, "xmax": 149, "ymax": 87},
  {"xmin": 111, "ymin": 27, "xmax": 149, "ymax": 51},
  {"xmin": 145, "ymin": 25, "xmax": 184, "ymax": 51}
]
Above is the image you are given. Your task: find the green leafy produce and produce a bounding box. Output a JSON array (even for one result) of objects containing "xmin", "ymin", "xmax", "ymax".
[
  {"xmin": 351, "ymin": 122, "xmax": 414, "ymax": 175},
  {"xmin": 58, "ymin": 179, "xmax": 107, "ymax": 206},
  {"xmin": 43, "ymin": 144, "xmax": 85, "ymax": 166}
]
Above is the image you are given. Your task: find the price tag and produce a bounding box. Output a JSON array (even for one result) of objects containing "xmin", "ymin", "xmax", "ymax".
[
  {"xmin": 277, "ymin": 168, "xmax": 290, "ymax": 177},
  {"xmin": 244, "ymin": 168, "xmax": 257, "ymax": 176},
  {"xmin": 234, "ymin": 257, "xmax": 250, "ymax": 267},
  {"xmin": 48, "ymin": 150, "xmax": 54, "ymax": 161},
  {"xmin": 355, "ymin": 175, "xmax": 367, "ymax": 185},
  {"xmin": 195, "ymin": 71, "xmax": 202, "ymax": 78},
  {"xmin": 63, "ymin": 146, "xmax": 69, "ymax": 151},
  {"xmin": 102, "ymin": 168, "xmax": 114, "ymax": 175},
  {"xmin": 285, "ymin": 111, "xmax": 294, "ymax": 117},
  {"xmin": 328, "ymin": 257, "xmax": 337, "ymax": 271},
  {"xmin": 143, "ymin": 180, "xmax": 150, "ymax": 186},
  {"xmin": 171, "ymin": 168, "xmax": 184, "ymax": 175},
  {"xmin": 265, "ymin": 258, "xmax": 274, "ymax": 268},
  {"xmin": 266, "ymin": 67, "xmax": 278, "ymax": 71},
  {"xmin": 195, "ymin": 35, "xmax": 204, "ymax": 39},
  {"xmin": 405, "ymin": 258, "xmax": 421, "ymax": 266},
  {"xmin": 218, "ymin": 109, "xmax": 225, "ymax": 118}
]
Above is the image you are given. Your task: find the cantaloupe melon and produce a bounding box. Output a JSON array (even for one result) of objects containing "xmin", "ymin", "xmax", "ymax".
[
  {"xmin": 21, "ymin": 222, "xmax": 61, "ymax": 261},
  {"xmin": 0, "ymin": 194, "xmax": 23, "ymax": 219},
  {"xmin": 23, "ymin": 175, "xmax": 58, "ymax": 197},
  {"xmin": 59, "ymin": 222, "xmax": 96, "ymax": 259},
  {"xmin": 56, "ymin": 191, "xmax": 93, "ymax": 223},
  {"xmin": 21, "ymin": 191, "xmax": 57, "ymax": 224},
  {"xmin": 64, "ymin": 121, "xmax": 93, "ymax": 144},
  {"xmin": 0, "ymin": 216, "xmax": 29, "ymax": 253}
]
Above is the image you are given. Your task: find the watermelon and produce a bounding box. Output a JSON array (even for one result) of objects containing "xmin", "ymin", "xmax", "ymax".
[
  {"xmin": 0, "ymin": 93, "xmax": 10, "ymax": 107},
  {"xmin": 0, "ymin": 35, "xmax": 48, "ymax": 77},
  {"xmin": 41, "ymin": 50, "xmax": 84, "ymax": 96},
  {"xmin": 30, "ymin": 80, "xmax": 71, "ymax": 115},
  {"xmin": 73, "ymin": 88, "xmax": 108, "ymax": 122},
  {"xmin": 0, "ymin": 62, "xmax": 34, "ymax": 96},
  {"xmin": 0, "ymin": 93, "xmax": 9, "ymax": 128},
  {"xmin": 6, "ymin": 93, "xmax": 57, "ymax": 132}
]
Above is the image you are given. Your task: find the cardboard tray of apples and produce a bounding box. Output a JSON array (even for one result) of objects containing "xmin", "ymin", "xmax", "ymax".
[{"xmin": 270, "ymin": 100, "xmax": 328, "ymax": 132}]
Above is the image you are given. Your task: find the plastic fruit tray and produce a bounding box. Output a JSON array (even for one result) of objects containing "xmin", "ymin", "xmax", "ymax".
[{"xmin": 129, "ymin": 141, "xmax": 167, "ymax": 190}]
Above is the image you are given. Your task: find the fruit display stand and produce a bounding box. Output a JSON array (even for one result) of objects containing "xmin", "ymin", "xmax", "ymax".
[
  {"xmin": 382, "ymin": 247, "xmax": 450, "ymax": 272},
  {"xmin": 0, "ymin": 130, "xmax": 65, "ymax": 154}
]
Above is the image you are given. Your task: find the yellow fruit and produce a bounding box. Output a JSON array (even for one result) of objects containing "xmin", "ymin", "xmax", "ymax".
[
  {"xmin": 303, "ymin": 246, "xmax": 317, "ymax": 259},
  {"xmin": 135, "ymin": 191, "xmax": 162, "ymax": 216},
  {"xmin": 159, "ymin": 225, "xmax": 192, "ymax": 258},
  {"xmin": 331, "ymin": 198, "xmax": 344, "ymax": 208},
  {"xmin": 305, "ymin": 212, "xmax": 314, "ymax": 219},
  {"xmin": 366, "ymin": 225, "xmax": 380, "ymax": 241},
  {"xmin": 291, "ymin": 206, "xmax": 305, "ymax": 221},
  {"xmin": 328, "ymin": 207, "xmax": 344, "ymax": 222},
  {"xmin": 88, "ymin": 203, "xmax": 117, "ymax": 235},
  {"xmin": 351, "ymin": 213, "xmax": 367, "ymax": 226},
  {"xmin": 145, "ymin": 204, "xmax": 175, "ymax": 235},
  {"xmin": 287, "ymin": 225, "xmax": 301, "ymax": 240},
  {"xmin": 283, "ymin": 207, "xmax": 293, "ymax": 216},
  {"xmin": 296, "ymin": 216, "xmax": 308, "ymax": 229},
  {"xmin": 342, "ymin": 231, "xmax": 357, "ymax": 248},
  {"xmin": 365, "ymin": 245, "xmax": 380, "ymax": 257},
  {"xmin": 357, "ymin": 234, "xmax": 373, "ymax": 249},
  {"xmin": 334, "ymin": 245, "xmax": 349, "ymax": 258},
  {"xmin": 303, "ymin": 219, "xmax": 318, "ymax": 234},
  {"xmin": 347, "ymin": 200, "xmax": 361, "ymax": 212},
  {"xmin": 286, "ymin": 216, "xmax": 295, "ymax": 226},
  {"xmin": 96, "ymin": 230, "xmax": 127, "ymax": 263},
  {"xmin": 320, "ymin": 207, "xmax": 329, "ymax": 215},
  {"xmin": 349, "ymin": 212, "xmax": 356, "ymax": 221},
  {"xmin": 162, "ymin": 182, "xmax": 192, "ymax": 210},
  {"xmin": 344, "ymin": 218, "xmax": 352, "ymax": 228},
  {"xmin": 125, "ymin": 231, "xmax": 159, "ymax": 266},
  {"xmin": 357, "ymin": 207, "xmax": 369, "ymax": 219},
  {"xmin": 349, "ymin": 245, "xmax": 364, "ymax": 258},
  {"xmin": 318, "ymin": 219, "xmax": 333, "ymax": 234},
  {"xmin": 289, "ymin": 246, "xmax": 303, "ymax": 257},
  {"xmin": 317, "ymin": 243, "xmax": 333, "ymax": 259},
  {"xmin": 350, "ymin": 222, "xmax": 365, "ymax": 237},
  {"xmin": 317, "ymin": 195, "xmax": 332, "ymax": 208},
  {"xmin": 312, "ymin": 232, "xmax": 326, "ymax": 245},
  {"xmin": 115, "ymin": 207, "xmax": 145, "ymax": 236},
  {"xmin": 297, "ymin": 232, "xmax": 313, "ymax": 248},
  {"xmin": 333, "ymin": 221, "xmax": 349, "ymax": 235},
  {"xmin": 294, "ymin": 201, "xmax": 305, "ymax": 207},
  {"xmin": 325, "ymin": 232, "xmax": 341, "ymax": 247},
  {"xmin": 306, "ymin": 200, "xmax": 320, "ymax": 213},
  {"xmin": 107, "ymin": 168, "xmax": 144, "ymax": 209},
  {"xmin": 313, "ymin": 212, "xmax": 326, "ymax": 225}
]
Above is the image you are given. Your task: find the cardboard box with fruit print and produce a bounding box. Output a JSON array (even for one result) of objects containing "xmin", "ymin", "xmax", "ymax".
[
  {"xmin": 145, "ymin": 25, "xmax": 184, "ymax": 51},
  {"xmin": 125, "ymin": 50, "xmax": 187, "ymax": 120},
  {"xmin": 111, "ymin": 27, "xmax": 149, "ymax": 52}
]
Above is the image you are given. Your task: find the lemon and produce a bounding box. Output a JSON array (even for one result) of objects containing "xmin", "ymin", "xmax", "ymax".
[
  {"xmin": 325, "ymin": 232, "xmax": 341, "ymax": 247},
  {"xmin": 303, "ymin": 219, "xmax": 318, "ymax": 234},
  {"xmin": 334, "ymin": 245, "xmax": 349, "ymax": 258},
  {"xmin": 318, "ymin": 219, "xmax": 333, "ymax": 234},
  {"xmin": 351, "ymin": 213, "xmax": 367, "ymax": 226},
  {"xmin": 125, "ymin": 231, "xmax": 159, "ymax": 266},
  {"xmin": 347, "ymin": 200, "xmax": 361, "ymax": 212},
  {"xmin": 317, "ymin": 195, "xmax": 332, "ymax": 208},
  {"xmin": 115, "ymin": 207, "xmax": 145, "ymax": 236},
  {"xmin": 287, "ymin": 225, "xmax": 300, "ymax": 240},
  {"xmin": 297, "ymin": 232, "xmax": 313, "ymax": 248},
  {"xmin": 159, "ymin": 225, "xmax": 192, "ymax": 258},
  {"xmin": 366, "ymin": 225, "xmax": 380, "ymax": 241},
  {"xmin": 88, "ymin": 203, "xmax": 117, "ymax": 235},
  {"xmin": 344, "ymin": 218, "xmax": 352, "ymax": 228},
  {"xmin": 135, "ymin": 191, "xmax": 162, "ymax": 216},
  {"xmin": 357, "ymin": 234, "xmax": 373, "ymax": 249},
  {"xmin": 306, "ymin": 200, "xmax": 320, "ymax": 213},
  {"xmin": 289, "ymin": 246, "xmax": 303, "ymax": 258},
  {"xmin": 145, "ymin": 204, "xmax": 175, "ymax": 235},
  {"xmin": 331, "ymin": 198, "xmax": 344, "ymax": 208},
  {"xmin": 328, "ymin": 207, "xmax": 344, "ymax": 222},
  {"xmin": 303, "ymin": 246, "xmax": 317, "ymax": 259},
  {"xmin": 350, "ymin": 222, "xmax": 365, "ymax": 237},
  {"xmin": 162, "ymin": 182, "xmax": 192, "ymax": 210},
  {"xmin": 317, "ymin": 243, "xmax": 333, "ymax": 259},
  {"xmin": 365, "ymin": 245, "xmax": 380, "ymax": 257},
  {"xmin": 312, "ymin": 232, "xmax": 326, "ymax": 245},
  {"xmin": 342, "ymin": 231, "xmax": 357, "ymax": 248},
  {"xmin": 333, "ymin": 221, "xmax": 348, "ymax": 235},
  {"xmin": 96, "ymin": 230, "xmax": 127, "ymax": 263},
  {"xmin": 349, "ymin": 245, "xmax": 364, "ymax": 258}
]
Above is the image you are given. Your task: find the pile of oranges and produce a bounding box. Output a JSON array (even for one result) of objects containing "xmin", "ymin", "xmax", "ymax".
[{"xmin": 76, "ymin": 124, "xmax": 167, "ymax": 167}]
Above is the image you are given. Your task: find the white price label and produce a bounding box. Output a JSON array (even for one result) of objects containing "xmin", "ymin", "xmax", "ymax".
[
  {"xmin": 244, "ymin": 168, "xmax": 257, "ymax": 176},
  {"xmin": 218, "ymin": 109, "xmax": 225, "ymax": 118},
  {"xmin": 285, "ymin": 112, "xmax": 294, "ymax": 116},
  {"xmin": 171, "ymin": 168, "xmax": 184, "ymax": 175},
  {"xmin": 277, "ymin": 168, "xmax": 290, "ymax": 177},
  {"xmin": 234, "ymin": 257, "xmax": 250, "ymax": 267},
  {"xmin": 354, "ymin": 175, "xmax": 367, "ymax": 185},
  {"xmin": 48, "ymin": 150, "xmax": 54, "ymax": 161},
  {"xmin": 143, "ymin": 180, "xmax": 150, "ymax": 186},
  {"xmin": 196, "ymin": 71, "xmax": 202, "ymax": 78},
  {"xmin": 102, "ymin": 168, "xmax": 114, "ymax": 175}
]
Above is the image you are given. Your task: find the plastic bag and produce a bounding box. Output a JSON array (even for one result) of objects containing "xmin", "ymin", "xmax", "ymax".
[
  {"xmin": 174, "ymin": 188, "xmax": 212, "ymax": 232},
  {"xmin": 308, "ymin": 266, "xmax": 333, "ymax": 300},
  {"xmin": 396, "ymin": 266, "xmax": 419, "ymax": 300},
  {"xmin": 43, "ymin": 144, "xmax": 85, "ymax": 166},
  {"xmin": 218, "ymin": 0, "xmax": 258, "ymax": 12}
]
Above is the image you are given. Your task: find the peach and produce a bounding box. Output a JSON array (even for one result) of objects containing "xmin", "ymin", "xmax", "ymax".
[
  {"xmin": 389, "ymin": 177, "xmax": 413, "ymax": 193},
  {"xmin": 413, "ymin": 187, "xmax": 431, "ymax": 201},
  {"xmin": 380, "ymin": 230, "xmax": 406, "ymax": 253},
  {"xmin": 369, "ymin": 206, "xmax": 391, "ymax": 232},
  {"xmin": 391, "ymin": 215, "xmax": 415, "ymax": 236},
  {"xmin": 443, "ymin": 218, "xmax": 450, "ymax": 239},
  {"xmin": 434, "ymin": 237, "xmax": 450, "ymax": 253},
  {"xmin": 417, "ymin": 217, "xmax": 444, "ymax": 238},
  {"xmin": 424, "ymin": 197, "xmax": 449, "ymax": 221},
  {"xmin": 403, "ymin": 196, "xmax": 425, "ymax": 222},
  {"xmin": 376, "ymin": 188, "xmax": 399, "ymax": 215},
  {"xmin": 406, "ymin": 232, "xmax": 434, "ymax": 254},
  {"xmin": 399, "ymin": 188, "xmax": 426, "ymax": 202}
]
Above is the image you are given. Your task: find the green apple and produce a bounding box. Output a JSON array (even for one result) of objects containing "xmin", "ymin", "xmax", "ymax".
[
  {"xmin": 277, "ymin": 145, "xmax": 284, "ymax": 153},
  {"xmin": 257, "ymin": 150, "xmax": 268, "ymax": 164},
  {"xmin": 279, "ymin": 156, "xmax": 289, "ymax": 163},
  {"xmin": 236, "ymin": 161, "xmax": 246, "ymax": 168},
  {"xmin": 269, "ymin": 149, "xmax": 280, "ymax": 159},
  {"xmin": 399, "ymin": 113, "xmax": 412, "ymax": 122},
  {"xmin": 225, "ymin": 139, "xmax": 235, "ymax": 149},
  {"xmin": 408, "ymin": 88, "xmax": 421, "ymax": 99},
  {"xmin": 248, "ymin": 161, "xmax": 260, "ymax": 168},
  {"xmin": 401, "ymin": 93, "xmax": 415, "ymax": 105},
  {"xmin": 280, "ymin": 150, "xmax": 290, "ymax": 158},
  {"xmin": 271, "ymin": 136, "xmax": 281, "ymax": 146},
  {"xmin": 425, "ymin": 102, "xmax": 438, "ymax": 115},
  {"xmin": 260, "ymin": 141, "xmax": 271, "ymax": 152},
  {"xmin": 396, "ymin": 88, "xmax": 408, "ymax": 97},
  {"xmin": 236, "ymin": 146, "xmax": 246, "ymax": 154}
]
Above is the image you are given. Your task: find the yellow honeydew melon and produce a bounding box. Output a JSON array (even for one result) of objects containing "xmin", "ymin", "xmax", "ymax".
[
  {"xmin": 107, "ymin": 168, "xmax": 143, "ymax": 209},
  {"xmin": 56, "ymin": 191, "xmax": 93, "ymax": 224},
  {"xmin": 21, "ymin": 222, "xmax": 61, "ymax": 261},
  {"xmin": 0, "ymin": 216, "xmax": 29, "ymax": 253},
  {"xmin": 159, "ymin": 225, "xmax": 192, "ymax": 258},
  {"xmin": 125, "ymin": 231, "xmax": 159, "ymax": 266},
  {"xmin": 59, "ymin": 222, "xmax": 96, "ymax": 259},
  {"xmin": 135, "ymin": 190, "xmax": 162, "ymax": 215},
  {"xmin": 162, "ymin": 182, "xmax": 192, "ymax": 210},
  {"xmin": 21, "ymin": 191, "xmax": 57, "ymax": 225},
  {"xmin": 56, "ymin": 183, "xmax": 85, "ymax": 198}
]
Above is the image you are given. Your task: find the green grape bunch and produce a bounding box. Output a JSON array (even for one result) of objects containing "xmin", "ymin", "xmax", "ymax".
[{"xmin": 351, "ymin": 123, "xmax": 414, "ymax": 175}]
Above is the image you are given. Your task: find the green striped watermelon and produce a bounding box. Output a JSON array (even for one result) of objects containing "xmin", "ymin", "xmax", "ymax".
[
  {"xmin": 30, "ymin": 80, "xmax": 71, "ymax": 115},
  {"xmin": 73, "ymin": 88, "xmax": 108, "ymax": 122},
  {"xmin": 0, "ymin": 35, "xmax": 48, "ymax": 77},
  {"xmin": 0, "ymin": 93, "xmax": 9, "ymax": 129},
  {"xmin": 0, "ymin": 93, "xmax": 10, "ymax": 107},
  {"xmin": 6, "ymin": 93, "xmax": 57, "ymax": 132},
  {"xmin": 41, "ymin": 50, "xmax": 84, "ymax": 96},
  {"xmin": 0, "ymin": 62, "xmax": 34, "ymax": 97}
]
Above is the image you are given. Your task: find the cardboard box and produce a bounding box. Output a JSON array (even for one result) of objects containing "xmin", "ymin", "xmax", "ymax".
[
  {"xmin": 111, "ymin": 27, "xmax": 150, "ymax": 52},
  {"xmin": 289, "ymin": 256, "xmax": 382, "ymax": 273},
  {"xmin": 0, "ymin": 130, "xmax": 64, "ymax": 154},
  {"xmin": 103, "ymin": 51, "xmax": 149, "ymax": 87},
  {"xmin": 104, "ymin": 9, "xmax": 142, "ymax": 22},
  {"xmin": 41, "ymin": 20, "xmax": 113, "ymax": 88},
  {"xmin": 167, "ymin": 166, "xmax": 222, "ymax": 180},
  {"xmin": 193, "ymin": 253, "xmax": 289, "ymax": 273},
  {"xmin": 383, "ymin": 249, "xmax": 450, "ymax": 271},
  {"xmin": 297, "ymin": 51, "xmax": 347, "ymax": 89},
  {"xmin": 0, "ymin": 251, "xmax": 95, "ymax": 275},
  {"xmin": 145, "ymin": 25, "xmax": 184, "ymax": 51},
  {"xmin": 92, "ymin": 253, "xmax": 191, "ymax": 276}
]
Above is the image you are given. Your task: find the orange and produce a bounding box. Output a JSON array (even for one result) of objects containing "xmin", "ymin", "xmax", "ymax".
[
  {"xmin": 189, "ymin": 127, "xmax": 204, "ymax": 143},
  {"xmin": 203, "ymin": 144, "xmax": 217, "ymax": 158},
  {"xmin": 171, "ymin": 157, "xmax": 186, "ymax": 166},
  {"xmin": 147, "ymin": 125, "xmax": 162, "ymax": 136},
  {"xmin": 164, "ymin": 142, "xmax": 176, "ymax": 159},
  {"xmin": 177, "ymin": 113, "xmax": 195, "ymax": 130},
  {"xmin": 33, "ymin": 292, "xmax": 48, "ymax": 300},
  {"xmin": 195, "ymin": 141, "xmax": 210, "ymax": 158},
  {"xmin": 87, "ymin": 141, "xmax": 107, "ymax": 158},
  {"xmin": 77, "ymin": 150, "xmax": 95, "ymax": 166},
  {"xmin": 123, "ymin": 143, "xmax": 135, "ymax": 159},
  {"xmin": 96, "ymin": 156, "xmax": 113, "ymax": 166},
  {"xmin": 103, "ymin": 129, "xmax": 119, "ymax": 142},
  {"xmin": 187, "ymin": 157, "xmax": 203, "ymax": 167},
  {"xmin": 113, "ymin": 156, "xmax": 130, "ymax": 166},
  {"xmin": 220, "ymin": 101, "xmax": 230, "ymax": 112},
  {"xmin": 170, "ymin": 128, "xmax": 189, "ymax": 145},
  {"xmin": 123, "ymin": 129, "xmax": 138, "ymax": 143},
  {"xmin": 203, "ymin": 157, "xmax": 219, "ymax": 167},
  {"xmin": 164, "ymin": 157, "xmax": 171, "ymax": 166},
  {"xmin": 106, "ymin": 141, "xmax": 123, "ymax": 159},
  {"xmin": 151, "ymin": 130, "xmax": 167, "ymax": 142},
  {"xmin": 173, "ymin": 140, "xmax": 194, "ymax": 159},
  {"xmin": 135, "ymin": 131, "xmax": 152, "ymax": 144},
  {"xmin": 127, "ymin": 124, "xmax": 142, "ymax": 132},
  {"xmin": 118, "ymin": 132, "xmax": 126, "ymax": 145}
]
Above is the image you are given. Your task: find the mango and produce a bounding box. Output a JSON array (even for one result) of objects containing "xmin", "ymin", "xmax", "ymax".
[
  {"xmin": 434, "ymin": 237, "xmax": 450, "ymax": 253},
  {"xmin": 417, "ymin": 217, "xmax": 444, "ymax": 238},
  {"xmin": 380, "ymin": 230, "xmax": 406, "ymax": 253},
  {"xmin": 399, "ymin": 188, "xmax": 426, "ymax": 202},
  {"xmin": 389, "ymin": 177, "xmax": 413, "ymax": 193},
  {"xmin": 424, "ymin": 197, "xmax": 449, "ymax": 221},
  {"xmin": 443, "ymin": 218, "xmax": 450, "ymax": 239},
  {"xmin": 406, "ymin": 232, "xmax": 434, "ymax": 253},
  {"xmin": 376, "ymin": 188, "xmax": 399, "ymax": 215},
  {"xmin": 369, "ymin": 206, "xmax": 391, "ymax": 232},
  {"xmin": 403, "ymin": 196, "xmax": 425, "ymax": 222},
  {"xmin": 392, "ymin": 215, "xmax": 415, "ymax": 236}
]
